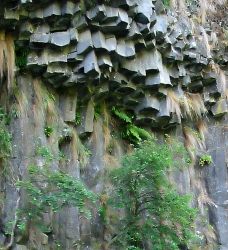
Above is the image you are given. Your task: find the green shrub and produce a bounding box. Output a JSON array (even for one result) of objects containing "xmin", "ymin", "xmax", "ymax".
[
  {"xmin": 17, "ymin": 164, "xmax": 96, "ymax": 230},
  {"xmin": 44, "ymin": 126, "xmax": 54, "ymax": 137},
  {"xmin": 199, "ymin": 154, "xmax": 212, "ymax": 167},
  {"xmin": 108, "ymin": 140, "xmax": 197, "ymax": 249}
]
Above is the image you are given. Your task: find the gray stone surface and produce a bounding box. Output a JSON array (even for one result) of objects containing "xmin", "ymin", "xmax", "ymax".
[{"xmin": 0, "ymin": 0, "xmax": 227, "ymax": 249}]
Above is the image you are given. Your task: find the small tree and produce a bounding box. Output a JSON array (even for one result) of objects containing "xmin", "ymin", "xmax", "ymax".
[{"xmin": 109, "ymin": 140, "xmax": 197, "ymax": 250}]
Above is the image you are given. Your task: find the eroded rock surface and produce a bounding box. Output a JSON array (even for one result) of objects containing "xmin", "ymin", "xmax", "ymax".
[{"xmin": 0, "ymin": 0, "xmax": 227, "ymax": 249}]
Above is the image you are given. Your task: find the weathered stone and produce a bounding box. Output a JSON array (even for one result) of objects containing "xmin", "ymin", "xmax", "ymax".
[
  {"xmin": 60, "ymin": 88, "xmax": 77, "ymax": 122},
  {"xmin": 43, "ymin": 63, "xmax": 71, "ymax": 83},
  {"xmin": 124, "ymin": 96, "xmax": 140, "ymax": 107},
  {"xmin": 134, "ymin": 38, "xmax": 147, "ymax": 51},
  {"xmin": 92, "ymin": 31, "xmax": 107, "ymax": 50},
  {"xmin": 82, "ymin": 50, "xmax": 101, "ymax": 76},
  {"xmin": 135, "ymin": 114, "xmax": 157, "ymax": 126},
  {"xmin": 211, "ymin": 98, "xmax": 228, "ymax": 117},
  {"xmin": 4, "ymin": 8, "xmax": 20, "ymax": 21},
  {"xmin": 72, "ymin": 15, "xmax": 88, "ymax": 31},
  {"xmin": 77, "ymin": 30, "xmax": 93, "ymax": 55},
  {"xmin": 188, "ymin": 80, "xmax": 203, "ymax": 91},
  {"xmin": 109, "ymin": 72, "xmax": 128, "ymax": 90},
  {"xmin": 134, "ymin": 0, "xmax": 154, "ymax": 24},
  {"xmin": 94, "ymin": 83, "xmax": 109, "ymax": 99},
  {"xmin": 78, "ymin": 100, "xmax": 95, "ymax": 135},
  {"xmin": 135, "ymin": 94, "xmax": 160, "ymax": 114},
  {"xmin": 115, "ymin": 82, "xmax": 136, "ymax": 95},
  {"xmin": 165, "ymin": 47, "xmax": 183, "ymax": 62},
  {"xmin": 105, "ymin": 35, "xmax": 117, "ymax": 52},
  {"xmin": 87, "ymin": 5, "xmax": 106, "ymax": 21},
  {"xmin": 69, "ymin": 28, "xmax": 79, "ymax": 43},
  {"xmin": 116, "ymin": 39, "xmax": 135, "ymax": 58},
  {"xmin": 157, "ymin": 99, "xmax": 171, "ymax": 125},
  {"xmin": 97, "ymin": 54, "xmax": 112, "ymax": 68},
  {"xmin": 30, "ymin": 33, "xmax": 50, "ymax": 45},
  {"xmin": 67, "ymin": 51, "xmax": 83, "ymax": 63},
  {"xmin": 46, "ymin": 49, "xmax": 68, "ymax": 63},
  {"xmin": 202, "ymin": 71, "xmax": 217, "ymax": 85},
  {"xmin": 62, "ymin": 1, "xmax": 77, "ymax": 16},
  {"xmin": 128, "ymin": 21, "xmax": 142, "ymax": 39},
  {"xmin": 0, "ymin": 1, "xmax": 228, "ymax": 249},
  {"xmin": 43, "ymin": 3, "xmax": 61, "ymax": 18},
  {"xmin": 27, "ymin": 52, "xmax": 48, "ymax": 73},
  {"xmin": 62, "ymin": 74, "xmax": 78, "ymax": 86},
  {"xmin": 19, "ymin": 22, "xmax": 34, "ymax": 36},
  {"xmin": 206, "ymin": 83, "xmax": 222, "ymax": 98},
  {"xmin": 50, "ymin": 31, "xmax": 70, "ymax": 47},
  {"xmin": 152, "ymin": 15, "xmax": 168, "ymax": 40},
  {"xmin": 137, "ymin": 22, "xmax": 150, "ymax": 35},
  {"xmin": 145, "ymin": 69, "xmax": 171, "ymax": 88}
]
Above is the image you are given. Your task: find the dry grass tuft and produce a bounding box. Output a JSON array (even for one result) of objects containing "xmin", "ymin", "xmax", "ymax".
[
  {"xmin": 198, "ymin": 191, "xmax": 217, "ymax": 214},
  {"xmin": 33, "ymin": 78, "xmax": 58, "ymax": 125},
  {"xmin": 196, "ymin": 120, "xmax": 208, "ymax": 143},
  {"xmin": 167, "ymin": 90, "xmax": 182, "ymax": 123},
  {"xmin": 0, "ymin": 32, "xmax": 15, "ymax": 91},
  {"xmin": 167, "ymin": 90, "xmax": 207, "ymax": 122},
  {"xmin": 180, "ymin": 93, "xmax": 207, "ymax": 121},
  {"xmin": 183, "ymin": 126, "xmax": 205, "ymax": 161},
  {"xmin": 72, "ymin": 129, "xmax": 90, "ymax": 167},
  {"xmin": 14, "ymin": 85, "xmax": 29, "ymax": 116}
]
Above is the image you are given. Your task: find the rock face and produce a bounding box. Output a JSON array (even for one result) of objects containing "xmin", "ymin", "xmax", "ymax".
[{"xmin": 0, "ymin": 0, "xmax": 227, "ymax": 249}]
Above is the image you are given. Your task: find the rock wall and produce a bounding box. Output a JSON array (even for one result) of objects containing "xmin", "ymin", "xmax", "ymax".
[{"xmin": 0, "ymin": 0, "xmax": 227, "ymax": 249}]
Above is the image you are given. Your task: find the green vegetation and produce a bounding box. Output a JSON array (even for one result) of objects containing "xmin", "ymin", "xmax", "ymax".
[
  {"xmin": 94, "ymin": 103, "xmax": 102, "ymax": 120},
  {"xmin": 199, "ymin": 154, "xmax": 212, "ymax": 167},
  {"xmin": 162, "ymin": 0, "xmax": 171, "ymax": 7},
  {"xmin": 17, "ymin": 165, "xmax": 95, "ymax": 225},
  {"xmin": 0, "ymin": 108, "xmax": 12, "ymax": 162},
  {"xmin": 44, "ymin": 126, "xmax": 54, "ymax": 137},
  {"xmin": 75, "ymin": 111, "xmax": 82, "ymax": 126},
  {"xmin": 107, "ymin": 140, "xmax": 197, "ymax": 249},
  {"xmin": 16, "ymin": 145, "xmax": 96, "ymax": 233},
  {"xmin": 15, "ymin": 44, "xmax": 29, "ymax": 69},
  {"xmin": 112, "ymin": 107, "xmax": 152, "ymax": 144},
  {"xmin": 36, "ymin": 145, "xmax": 54, "ymax": 162}
]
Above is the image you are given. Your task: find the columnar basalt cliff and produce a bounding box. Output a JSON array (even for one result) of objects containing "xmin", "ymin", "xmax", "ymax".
[{"xmin": 0, "ymin": 0, "xmax": 227, "ymax": 249}]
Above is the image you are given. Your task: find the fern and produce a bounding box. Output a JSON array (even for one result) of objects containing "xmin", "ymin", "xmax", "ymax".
[
  {"xmin": 112, "ymin": 107, "xmax": 152, "ymax": 144},
  {"xmin": 124, "ymin": 125, "xmax": 152, "ymax": 144},
  {"xmin": 112, "ymin": 107, "xmax": 132, "ymax": 123}
]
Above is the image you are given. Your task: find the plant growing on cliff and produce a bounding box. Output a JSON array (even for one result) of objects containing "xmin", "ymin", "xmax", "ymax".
[
  {"xmin": 112, "ymin": 107, "xmax": 151, "ymax": 144},
  {"xmin": 15, "ymin": 140, "xmax": 95, "ymax": 234},
  {"xmin": 108, "ymin": 140, "xmax": 197, "ymax": 249},
  {"xmin": 17, "ymin": 165, "xmax": 95, "ymax": 232},
  {"xmin": 44, "ymin": 126, "xmax": 54, "ymax": 137},
  {"xmin": 199, "ymin": 154, "xmax": 212, "ymax": 167},
  {"xmin": 17, "ymin": 164, "xmax": 96, "ymax": 230},
  {"xmin": 0, "ymin": 108, "xmax": 12, "ymax": 162},
  {"xmin": 15, "ymin": 44, "xmax": 29, "ymax": 69}
]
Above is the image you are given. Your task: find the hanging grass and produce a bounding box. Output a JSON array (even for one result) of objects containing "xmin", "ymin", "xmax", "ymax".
[{"xmin": 0, "ymin": 32, "xmax": 15, "ymax": 91}]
